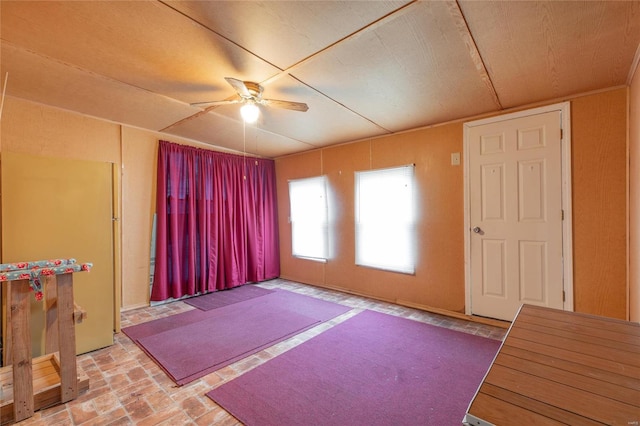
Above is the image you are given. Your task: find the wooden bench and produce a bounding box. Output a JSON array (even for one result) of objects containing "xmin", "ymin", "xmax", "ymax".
[
  {"xmin": 464, "ymin": 304, "xmax": 640, "ymax": 425},
  {"xmin": 1, "ymin": 260, "xmax": 91, "ymax": 424}
]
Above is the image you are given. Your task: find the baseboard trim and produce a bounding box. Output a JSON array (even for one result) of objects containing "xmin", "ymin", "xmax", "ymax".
[
  {"xmin": 279, "ymin": 277, "xmax": 511, "ymax": 329},
  {"xmin": 397, "ymin": 299, "xmax": 511, "ymax": 329}
]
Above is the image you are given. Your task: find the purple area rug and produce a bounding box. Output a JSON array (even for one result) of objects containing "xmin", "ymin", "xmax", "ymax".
[
  {"xmin": 122, "ymin": 290, "xmax": 351, "ymax": 385},
  {"xmin": 207, "ymin": 309, "xmax": 500, "ymax": 425},
  {"xmin": 184, "ymin": 285, "xmax": 273, "ymax": 311}
]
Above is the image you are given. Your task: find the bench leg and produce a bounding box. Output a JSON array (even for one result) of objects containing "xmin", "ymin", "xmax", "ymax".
[{"xmin": 11, "ymin": 279, "xmax": 34, "ymax": 422}]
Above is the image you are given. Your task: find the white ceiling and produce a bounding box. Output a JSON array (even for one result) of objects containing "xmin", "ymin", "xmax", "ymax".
[{"xmin": 1, "ymin": 1, "xmax": 639, "ymax": 158}]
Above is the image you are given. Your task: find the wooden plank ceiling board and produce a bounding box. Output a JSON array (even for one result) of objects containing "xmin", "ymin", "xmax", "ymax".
[
  {"xmin": 239, "ymin": 129, "xmax": 317, "ymax": 159},
  {"xmin": 164, "ymin": 110, "xmax": 313, "ymax": 158},
  {"xmin": 459, "ymin": 0, "xmax": 640, "ymax": 108},
  {"xmin": 1, "ymin": 1, "xmax": 639, "ymax": 157},
  {"xmin": 291, "ymin": 1, "xmax": 502, "ymax": 133},
  {"xmin": 0, "ymin": 0, "xmax": 280, "ymax": 104},
  {"xmin": 165, "ymin": 0, "xmax": 412, "ymax": 70},
  {"xmin": 255, "ymin": 90, "xmax": 390, "ymax": 149},
  {"xmin": 0, "ymin": 42, "xmax": 195, "ymax": 131},
  {"xmin": 184, "ymin": 75, "xmax": 390, "ymax": 151}
]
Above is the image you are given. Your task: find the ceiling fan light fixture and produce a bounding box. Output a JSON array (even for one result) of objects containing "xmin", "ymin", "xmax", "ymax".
[{"xmin": 240, "ymin": 103, "xmax": 259, "ymax": 123}]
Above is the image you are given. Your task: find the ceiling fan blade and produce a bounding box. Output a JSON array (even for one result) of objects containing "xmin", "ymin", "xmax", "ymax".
[
  {"xmin": 190, "ymin": 99, "xmax": 241, "ymax": 108},
  {"xmin": 262, "ymin": 98, "xmax": 309, "ymax": 112},
  {"xmin": 225, "ymin": 77, "xmax": 252, "ymax": 98}
]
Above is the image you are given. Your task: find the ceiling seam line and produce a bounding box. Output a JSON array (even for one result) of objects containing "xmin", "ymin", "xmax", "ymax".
[
  {"xmin": 627, "ymin": 40, "xmax": 640, "ymax": 85},
  {"xmin": 157, "ymin": 0, "xmax": 406, "ymax": 135},
  {"xmin": 158, "ymin": 108, "xmax": 318, "ymax": 149},
  {"xmin": 157, "ymin": 0, "xmax": 285, "ymax": 75},
  {"xmin": 261, "ymin": 2, "xmax": 421, "ymax": 134},
  {"xmin": 450, "ymin": 1, "xmax": 503, "ymax": 110},
  {"xmin": 8, "ymin": 40, "xmax": 250, "ymax": 134},
  {"xmin": 261, "ymin": 0, "xmax": 420, "ymax": 87},
  {"xmin": 288, "ymin": 75, "xmax": 392, "ymax": 134},
  {"xmin": 159, "ymin": 0, "xmax": 419, "ymax": 90},
  {"xmin": 3, "ymin": 40, "xmax": 197, "ymax": 133}
]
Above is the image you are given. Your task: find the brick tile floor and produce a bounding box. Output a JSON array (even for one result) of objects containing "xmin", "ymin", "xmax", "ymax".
[{"xmin": 17, "ymin": 279, "xmax": 506, "ymax": 425}]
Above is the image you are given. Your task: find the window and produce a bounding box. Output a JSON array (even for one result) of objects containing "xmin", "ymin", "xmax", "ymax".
[
  {"xmin": 355, "ymin": 165, "xmax": 415, "ymax": 274},
  {"xmin": 289, "ymin": 176, "xmax": 329, "ymax": 261}
]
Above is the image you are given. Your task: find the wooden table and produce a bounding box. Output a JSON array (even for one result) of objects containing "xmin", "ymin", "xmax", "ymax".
[{"xmin": 463, "ymin": 304, "xmax": 640, "ymax": 425}]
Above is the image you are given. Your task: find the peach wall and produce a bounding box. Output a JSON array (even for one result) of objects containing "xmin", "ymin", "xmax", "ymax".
[
  {"xmin": 1, "ymin": 97, "xmax": 121, "ymax": 162},
  {"xmin": 571, "ymin": 89, "xmax": 628, "ymax": 319},
  {"xmin": 1, "ymin": 86, "xmax": 632, "ymax": 320},
  {"xmin": 630, "ymin": 66, "xmax": 640, "ymax": 322},
  {"xmin": 0, "ymin": 97, "xmax": 236, "ymax": 311},
  {"xmin": 276, "ymin": 150, "xmax": 326, "ymax": 285},
  {"xmin": 276, "ymin": 89, "xmax": 629, "ymax": 319},
  {"xmin": 121, "ymin": 127, "xmax": 157, "ymax": 309},
  {"xmin": 277, "ymin": 123, "xmax": 468, "ymax": 312}
]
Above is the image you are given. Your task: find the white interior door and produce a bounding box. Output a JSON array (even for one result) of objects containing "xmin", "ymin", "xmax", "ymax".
[{"xmin": 467, "ymin": 109, "xmax": 566, "ymax": 321}]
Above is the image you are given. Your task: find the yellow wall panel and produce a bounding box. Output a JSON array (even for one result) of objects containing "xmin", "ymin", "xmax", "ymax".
[{"xmin": 2, "ymin": 152, "xmax": 115, "ymax": 355}]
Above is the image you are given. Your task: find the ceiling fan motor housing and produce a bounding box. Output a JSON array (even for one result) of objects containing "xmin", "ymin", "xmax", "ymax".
[{"xmin": 243, "ymin": 81, "xmax": 263, "ymax": 99}]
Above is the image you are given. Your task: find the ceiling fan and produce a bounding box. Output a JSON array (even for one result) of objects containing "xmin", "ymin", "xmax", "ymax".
[{"xmin": 191, "ymin": 77, "xmax": 308, "ymax": 122}]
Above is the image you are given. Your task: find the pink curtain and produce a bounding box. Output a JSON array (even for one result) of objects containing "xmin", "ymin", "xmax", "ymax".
[{"xmin": 151, "ymin": 140, "xmax": 280, "ymax": 301}]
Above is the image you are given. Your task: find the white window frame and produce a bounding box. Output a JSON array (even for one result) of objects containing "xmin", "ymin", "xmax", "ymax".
[
  {"xmin": 355, "ymin": 165, "xmax": 416, "ymax": 274},
  {"xmin": 288, "ymin": 175, "xmax": 329, "ymax": 262}
]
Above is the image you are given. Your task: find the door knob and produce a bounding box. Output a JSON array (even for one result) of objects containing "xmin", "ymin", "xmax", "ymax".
[{"xmin": 472, "ymin": 226, "xmax": 482, "ymax": 234}]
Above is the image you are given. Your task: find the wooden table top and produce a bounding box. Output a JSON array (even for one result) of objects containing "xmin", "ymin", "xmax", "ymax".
[{"xmin": 464, "ymin": 304, "xmax": 640, "ymax": 426}]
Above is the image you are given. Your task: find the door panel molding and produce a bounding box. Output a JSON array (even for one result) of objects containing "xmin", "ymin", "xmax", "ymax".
[{"xmin": 463, "ymin": 102, "xmax": 573, "ymax": 319}]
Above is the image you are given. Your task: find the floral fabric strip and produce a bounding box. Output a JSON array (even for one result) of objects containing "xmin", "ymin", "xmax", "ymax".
[
  {"xmin": 0, "ymin": 258, "xmax": 92, "ymax": 301},
  {"xmin": 0, "ymin": 258, "xmax": 77, "ymax": 272}
]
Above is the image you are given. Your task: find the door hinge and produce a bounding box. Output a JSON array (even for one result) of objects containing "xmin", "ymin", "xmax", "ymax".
[
  {"xmin": 560, "ymin": 128, "xmax": 563, "ymax": 140},
  {"xmin": 562, "ymin": 290, "xmax": 566, "ymax": 302},
  {"xmin": 561, "ymin": 210, "xmax": 564, "ymax": 220}
]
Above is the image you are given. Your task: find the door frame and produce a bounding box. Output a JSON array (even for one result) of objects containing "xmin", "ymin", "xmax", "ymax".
[{"xmin": 463, "ymin": 102, "xmax": 574, "ymax": 317}]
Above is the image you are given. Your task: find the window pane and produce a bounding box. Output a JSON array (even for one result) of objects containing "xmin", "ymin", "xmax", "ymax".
[
  {"xmin": 355, "ymin": 165, "xmax": 415, "ymax": 274},
  {"xmin": 289, "ymin": 176, "xmax": 328, "ymax": 260}
]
